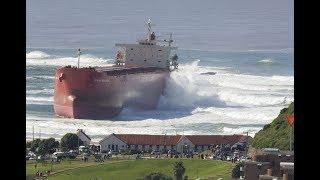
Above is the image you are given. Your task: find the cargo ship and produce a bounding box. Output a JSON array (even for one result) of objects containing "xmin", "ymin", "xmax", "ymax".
[{"xmin": 54, "ymin": 20, "xmax": 179, "ymax": 119}]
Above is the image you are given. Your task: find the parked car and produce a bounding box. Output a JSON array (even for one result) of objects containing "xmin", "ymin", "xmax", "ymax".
[
  {"xmin": 151, "ymin": 150, "xmax": 160, "ymax": 155},
  {"xmin": 53, "ymin": 152, "xmax": 65, "ymax": 157},
  {"xmin": 231, "ymin": 143, "xmax": 246, "ymax": 151},
  {"xmin": 129, "ymin": 149, "xmax": 141, "ymax": 155},
  {"xmin": 226, "ymin": 156, "xmax": 231, "ymax": 161}
]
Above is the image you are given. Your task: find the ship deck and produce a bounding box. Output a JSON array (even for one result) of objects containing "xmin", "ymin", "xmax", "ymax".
[{"xmin": 95, "ymin": 66, "xmax": 168, "ymax": 76}]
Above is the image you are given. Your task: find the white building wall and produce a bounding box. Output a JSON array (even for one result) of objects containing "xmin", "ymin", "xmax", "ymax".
[
  {"xmin": 176, "ymin": 136, "xmax": 195, "ymax": 153},
  {"xmin": 116, "ymin": 44, "xmax": 171, "ymax": 68},
  {"xmin": 99, "ymin": 134, "xmax": 127, "ymax": 152}
]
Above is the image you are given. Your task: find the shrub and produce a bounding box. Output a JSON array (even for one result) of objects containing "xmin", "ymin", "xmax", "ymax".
[
  {"xmin": 144, "ymin": 172, "xmax": 173, "ymax": 180},
  {"xmin": 231, "ymin": 162, "xmax": 245, "ymax": 178}
]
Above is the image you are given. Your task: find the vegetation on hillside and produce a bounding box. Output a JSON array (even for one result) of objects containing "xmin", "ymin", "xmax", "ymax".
[{"xmin": 251, "ymin": 102, "xmax": 294, "ymax": 150}]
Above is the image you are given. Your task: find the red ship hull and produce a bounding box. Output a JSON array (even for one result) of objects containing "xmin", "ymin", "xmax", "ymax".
[{"xmin": 53, "ymin": 66, "xmax": 169, "ymax": 119}]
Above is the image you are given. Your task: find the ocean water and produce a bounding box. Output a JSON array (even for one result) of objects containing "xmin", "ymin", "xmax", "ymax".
[{"xmin": 26, "ymin": 0, "xmax": 294, "ymax": 141}]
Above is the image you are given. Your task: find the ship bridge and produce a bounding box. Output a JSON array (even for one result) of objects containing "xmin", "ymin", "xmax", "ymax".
[{"xmin": 115, "ymin": 19, "xmax": 178, "ymax": 70}]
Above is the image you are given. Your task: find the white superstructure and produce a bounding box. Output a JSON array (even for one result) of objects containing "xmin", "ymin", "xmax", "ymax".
[{"xmin": 115, "ymin": 19, "xmax": 178, "ymax": 70}]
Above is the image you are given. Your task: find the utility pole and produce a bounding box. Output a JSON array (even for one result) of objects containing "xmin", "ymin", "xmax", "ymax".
[
  {"xmin": 78, "ymin": 131, "xmax": 80, "ymax": 153},
  {"xmin": 32, "ymin": 125, "xmax": 34, "ymax": 141},
  {"xmin": 245, "ymin": 131, "xmax": 248, "ymax": 159}
]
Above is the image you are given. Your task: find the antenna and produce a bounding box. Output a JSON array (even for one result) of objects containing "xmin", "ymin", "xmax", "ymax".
[
  {"xmin": 147, "ymin": 18, "xmax": 152, "ymax": 32},
  {"xmin": 169, "ymin": 33, "xmax": 173, "ymax": 46},
  {"xmin": 77, "ymin": 48, "xmax": 82, "ymax": 68},
  {"xmin": 164, "ymin": 33, "xmax": 174, "ymax": 46}
]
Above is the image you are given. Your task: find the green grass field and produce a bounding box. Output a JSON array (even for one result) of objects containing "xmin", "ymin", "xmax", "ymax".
[{"xmin": 27, "ymin": 158, "xmax": 234, "ymax": 180}]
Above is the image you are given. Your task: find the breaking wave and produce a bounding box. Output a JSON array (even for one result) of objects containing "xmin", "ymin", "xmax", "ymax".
[{"xmin": 159, "ymin": 60, "xmax": 294, "ymax": 109}]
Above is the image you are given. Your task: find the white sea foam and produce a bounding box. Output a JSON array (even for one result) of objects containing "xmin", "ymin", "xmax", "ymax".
[
  {"xmin": 26, "ymin": 76, "xmax": 55, "ymax": 80},
  {"xmin": 26, "ymin": 51, "xmax": 50, "ymax": 59},
  {"xmin": 26, "ymin": 96, "xmax": 53, "ymax": 105},
  {"xmin": 26, "ymin": 51, "xmax": 114, "ymax": 67},
  {"xmin": 27, "ymin": 89, "xmax": 54, "ymax": 95},
  {"xmin": 222, "ymin": 127, "xmax": 261, "ymax": 137},
  {"xmin": 258, "ymin": 58, "xmax": 274, "ymax": 63},
  {"xmin": 159, "ymin": 60, "xmax": 293, "ymax": 108}
]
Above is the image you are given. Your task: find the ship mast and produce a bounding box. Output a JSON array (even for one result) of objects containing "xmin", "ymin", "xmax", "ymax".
[
  {"xmin": 77, "ymin": 48, "xmax": 82, "ymax": 68},
  {"xmin": 146, "ymin": 18, "xmax": 155, "ymax": 42}
]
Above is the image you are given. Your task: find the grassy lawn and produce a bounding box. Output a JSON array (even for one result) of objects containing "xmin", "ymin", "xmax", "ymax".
[
  {"xmin": 26, "ymin": 158, "xmax": 128, "ymax": 180},
  {"xmin": 40, "ymin": 158, "xmax": 234, "ymax": 180}
]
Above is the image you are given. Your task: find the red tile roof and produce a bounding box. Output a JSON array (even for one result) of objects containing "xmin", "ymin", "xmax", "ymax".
[
  {"xmin": 186, "ymin": 135, "xmax": 247, "ymax": 145},
  {"xmin": 112, "ymin": 134, "xmax": 248, "ymax": 146},
  {"xmin": 115, "ymin": 134, "xmax": 182, "ymax": 146}
]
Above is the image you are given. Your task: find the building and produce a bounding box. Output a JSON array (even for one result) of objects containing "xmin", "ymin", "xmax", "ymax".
[
  {"xmin": 99, "ymin": 133, "xmax": 248, "ymax": 153},
  {"xmin": 244, "ymin": 150, "xmax": 294, "ymax": 180},
  {"xmin": 76, "ymin": 129, "xmax": 91, "ymax": 146}
]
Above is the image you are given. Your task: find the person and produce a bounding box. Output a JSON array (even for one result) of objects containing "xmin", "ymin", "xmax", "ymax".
[{"xmin": 34, "ymin": 163, "xmax": 37, "ymax": 169}]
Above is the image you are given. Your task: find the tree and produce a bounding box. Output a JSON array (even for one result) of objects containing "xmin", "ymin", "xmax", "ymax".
[
  {"xmin": 144, "ymin": 172, "xmax": 173, "ymax": 180},
  {"xmin": 30, "ymin": 139, "xmax": 41, "ymax": 152},
  {"xmin": 26, "ymin": 141, "xmax": 32, "ymax": 148},
  {"xmin": 173, "ymin": 161, "xmax": 185, "ymax": 180},
  {"xmin": 37, "ymin": 138, "xmax": 59, "ymax": 155},
  {"xmin": 60, "ymin": 133, "xmax": 83, "ymax": 152}
]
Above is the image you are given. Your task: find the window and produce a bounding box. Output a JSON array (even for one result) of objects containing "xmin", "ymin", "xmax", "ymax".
[
  {"xmin": 158, "ymin": 61, "xmax": 161, "ymax": 62},
  {"xmin": 131, "ymin": 48, "xmax": 133, "ymax": 50},
  {"xmin": 158, "ymin": 49, "xmax": 162, "ymax": 51}
]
